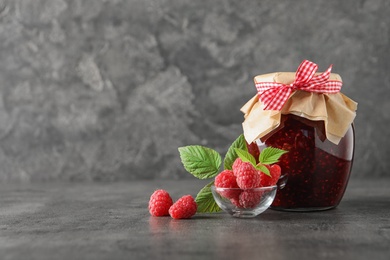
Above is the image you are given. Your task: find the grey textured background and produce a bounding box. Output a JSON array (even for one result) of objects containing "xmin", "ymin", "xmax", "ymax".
[{"xmin": 0, "ymin": 0, "xmax": 388, "ymax": 182}]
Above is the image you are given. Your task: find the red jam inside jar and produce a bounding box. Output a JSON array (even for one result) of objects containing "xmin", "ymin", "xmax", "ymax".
[{"xmin": 260, "ymin": 114, "xmax": 355, "ymax": 211}]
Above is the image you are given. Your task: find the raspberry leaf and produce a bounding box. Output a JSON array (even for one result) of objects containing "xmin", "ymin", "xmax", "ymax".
[
  {"xmin": 259, "ymin": 147, "xmax": 288, "ymax": 165},
  {"xmin": 257, "ymin": 164, "xmax": 271, "ymax": 177},
  {"xmin": 195, "ymin": 181, "xmax": 222, "ymax": 213},
  {"xmin": 223, "ymin": 134, "xmax": 247, "ymax": 170},
  {"xmin": 178, "ymin": 145, "xmax": 222, "ymax": 179},
  {"xmin": 234, "ymin": 148, "xmax": 256, "ymax": 166}
]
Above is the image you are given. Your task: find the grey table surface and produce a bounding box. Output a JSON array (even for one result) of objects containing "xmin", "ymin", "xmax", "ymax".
[{"xmin": 0, "ymin": 178, "xmax": 389, "ymax": 260}]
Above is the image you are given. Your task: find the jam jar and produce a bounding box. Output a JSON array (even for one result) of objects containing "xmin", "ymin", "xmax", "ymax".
[
  {"xmin": 258, "ymin": 114, "xmax": 355, "ymax": 211},
  {"xmin": 241, "ymin": 61, "xmax": 357, "ymax": 211}
]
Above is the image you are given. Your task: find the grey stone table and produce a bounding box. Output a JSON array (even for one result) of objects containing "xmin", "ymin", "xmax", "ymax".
[{"xmin": 0, "ymin": 178, "xmax": 389, "ymax": 260}]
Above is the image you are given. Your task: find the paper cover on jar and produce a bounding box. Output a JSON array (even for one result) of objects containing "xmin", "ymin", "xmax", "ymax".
[{"xmin": 241, "ymin": 71, "xmax": 357, "ymax": 145}]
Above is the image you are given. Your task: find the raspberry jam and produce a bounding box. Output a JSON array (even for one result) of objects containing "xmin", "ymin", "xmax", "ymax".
[{"xmin": 260, "ymin": 115, "xmax": 355, "ymax": 211}]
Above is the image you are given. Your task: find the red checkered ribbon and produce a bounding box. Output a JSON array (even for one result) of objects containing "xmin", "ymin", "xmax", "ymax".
[{"xmin": 255, "ymin": 60, "xmax": 343, "ymax": 110}]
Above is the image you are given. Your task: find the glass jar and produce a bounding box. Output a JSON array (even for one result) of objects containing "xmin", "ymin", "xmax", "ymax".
[{"xmin": 258, "ymin": 114, "xmax": 355, "ymax": 211}]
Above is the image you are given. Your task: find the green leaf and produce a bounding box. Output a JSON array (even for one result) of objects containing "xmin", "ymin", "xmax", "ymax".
[
  {"xmin": 178, "ymin": 145, "xmax": 222, "ymax": 179},
  {"xmin": 195, "ymin": 181, "xmax": 221, "ymax": 213},
  {"xmin": 259, "ymin": 147, "xmax": 288, "ymax": 165},
  {"xmin": 224, "ymin": 134, "xmax": 247, "ymax": 170},
  {"xmin": 257, "ymin": 164, "xmax": 271, "ymax": 177},
  {"xmin": 234, "ymin": 148, "xmax": 256, "ymax": 166}
]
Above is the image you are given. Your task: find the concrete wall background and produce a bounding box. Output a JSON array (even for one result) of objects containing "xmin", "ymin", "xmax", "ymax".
[{"xmin": 0, "ymin": 0, "xmax": 388, "ymax": 182}]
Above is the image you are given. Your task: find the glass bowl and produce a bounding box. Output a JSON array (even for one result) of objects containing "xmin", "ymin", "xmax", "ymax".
[{"xmin": 211, "ymin": 185, "xmax": 277, "ymax": 218}]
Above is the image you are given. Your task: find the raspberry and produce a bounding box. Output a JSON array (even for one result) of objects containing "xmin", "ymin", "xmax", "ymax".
[
  {"xmin": 215, "ymin": 170, "xmax": 238, "ymax": 188},
  {"xmin": 259, "ymin": 164, "xmax": 282, "ymax": 187},
  {"xmin": 234, "ymin": 161, "xmax": 261, "ymax": 189},
  {"xmin": 230, "ymin": 195, "xmax": 242, "ymax": 208},
  {"xmin": 239, "ymin": 190, "xmax": 263, "ymax": 209},
  {"xmin": 232, "ymin": 158, "xmax": 245, "ymax": 176},
  {"xmin": 214, "ymin": 170, "xmax": 240, "ymax": 200},
  {"xmin": 148, "ymin": 189, "xmax": 173, "ymax": 217},
  {"xmin": 218, "ymin": 188, "xmax": 241, "ymax": 201},
  {"xmin": 169, "ymin": 195, "xmax": 197, "ymax": 219}
]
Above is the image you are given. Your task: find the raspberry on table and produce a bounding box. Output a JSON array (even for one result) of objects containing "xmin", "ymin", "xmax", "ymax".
[
  {"xmin": 234, "ymin": 161, "xmax": 261, "ymax": 189},
  {"xmin": 259, "ymin": 164, "xmax": 281, "ymax": 187},
  {"xmin": 169, "ymin": 195, "xmax": 198, "ymax": 219},
  {"xmin": 148, "ymin": 189, "xmax": 173, "ymax": 217}
]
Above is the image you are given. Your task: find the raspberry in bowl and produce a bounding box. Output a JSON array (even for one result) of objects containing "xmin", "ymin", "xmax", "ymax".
[
  {"xmin": 211, "ymin": 185, "xmax": 277, "ymax": 218},
  {"xmin": 211, "ymin": 156, "xmax": 281, "ymax": 218}
]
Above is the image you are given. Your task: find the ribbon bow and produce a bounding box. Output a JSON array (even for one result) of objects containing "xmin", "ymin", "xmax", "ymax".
[{"xmin": 255, "ymin": 60, "xmax": 342, "ymax": 111}]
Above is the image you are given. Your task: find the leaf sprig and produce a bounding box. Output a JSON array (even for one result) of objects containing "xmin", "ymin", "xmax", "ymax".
[
  {"xmin": 234, "ymin": 147, "xmax": 288, "ymax": 176},
  {"xmin": 178, "ymin": 134, "xmax": 288, "ymax": 213}
]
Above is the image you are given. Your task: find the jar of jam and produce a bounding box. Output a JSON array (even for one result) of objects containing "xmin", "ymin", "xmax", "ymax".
[
  {"xmin": 241, "ymin": 60, "xmax": 357, "ymax": 211},
  {"xmin": 257, "ymin": 115, "xmax": 355, "ymax": 211}
]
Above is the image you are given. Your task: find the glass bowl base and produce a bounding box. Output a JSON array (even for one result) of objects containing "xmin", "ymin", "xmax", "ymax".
[{"xmin": 231, "ymin": 210, "xmax": 260, "ymax": 218}]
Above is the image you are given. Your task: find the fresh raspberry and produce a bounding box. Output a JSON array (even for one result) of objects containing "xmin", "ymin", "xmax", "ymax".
[
  {"xmin": 239, "ymin": 190, "xmax": 263, "ymax": 209},
  {"xmin": 234, "ymin": 161, "xmax": 261, "ymax": 189},
  {"xmin": 148, "ymin": 189, "xmax": 173, "ymax": 217},
  {"xmin": 215, "ymin": 170, "xmax": 238, "ymax": 188},
  {"xmin": 230, "ymin": 195, "xmax": 242, "ymax": 208},
  {"xmin": 259, "ymin": 164, "xmax": 282, "ymax": 187},
  {"xmin": 232, "ymin": 158, "xmax": 245, "ymax": 176},
  {"xmin": 214, "ymin": 170, "xmax": 240, "ymax": 199},
  {"xmin": 169, "ymin": 195, "xmax": 197, "ymax": 219},
  {"xmin": 218, "ymin": 188, "xmax": 241, "ymax": 202}
]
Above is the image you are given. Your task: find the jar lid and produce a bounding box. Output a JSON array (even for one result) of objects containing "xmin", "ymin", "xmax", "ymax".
[{"xmin": 241, "ymin": 71, "xmax": 357, "ymax": 145}]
